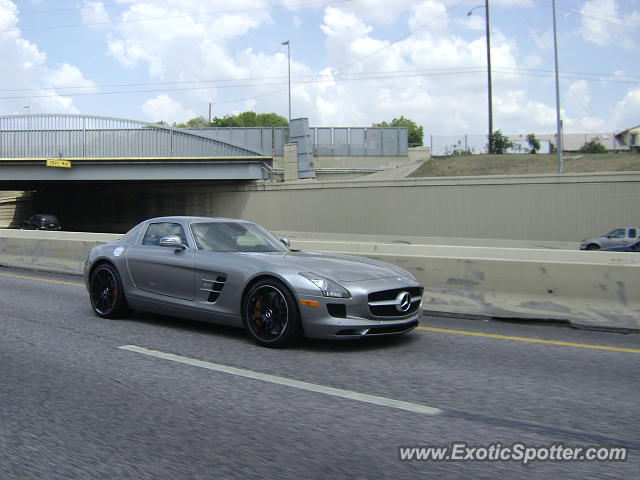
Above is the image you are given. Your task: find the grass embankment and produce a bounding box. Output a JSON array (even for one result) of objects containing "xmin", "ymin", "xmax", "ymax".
[{"xmin": 410, "ymin": 153, "xmax": 640, "ymax": 177}]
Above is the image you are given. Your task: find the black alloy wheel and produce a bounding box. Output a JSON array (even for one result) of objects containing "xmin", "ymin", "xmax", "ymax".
[
  {"xmin": 89, "ymin": 264, "xmax": 129, "ymax": 318},
  {"xmin": 586, "ymin": 244, "xmax": 600, "ymax": 250},
  {"xmin": 243, "ymin": 279, "xmax": 302, "ymax": 347}
]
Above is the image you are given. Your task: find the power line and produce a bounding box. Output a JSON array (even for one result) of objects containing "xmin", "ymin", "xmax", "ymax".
[
  {"xmin": 1, "ymin": 66, "xmax": 637, "ymax": 101},
  {"xmin": 0, "ymin": 0, "xmax": 170, "ymax": 18},
  {"xmin": 532, "ymin": 0, "xmax": 640, "ymax": 31}
]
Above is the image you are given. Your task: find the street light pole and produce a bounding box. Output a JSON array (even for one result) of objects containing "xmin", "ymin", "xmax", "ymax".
[
  {"xmin": 281, "ymin": 40, "xmax": 291, "ymax": 122},
  {"xmin": 552, "ymin": 0, "xmax": 563, "ymax": 173},
  {"xmin": 484, "ymin": 0, "xmax": 493, "ymax": 154},
  {"xmin": 468, "ymin": 2, "xmax": 493, "ymax": 153}
]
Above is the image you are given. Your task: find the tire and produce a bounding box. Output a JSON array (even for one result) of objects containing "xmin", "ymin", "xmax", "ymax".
[
  {"xmin": 89, "ymin": 263, "xmax": 130, "ymax": 319},
  {"xmin": 242, "ymin": 279, "xmax": 303, "ymax": 347},
  {"xmin": 586, "ymin": 244, "xmax": 600, "ymax": 250}
]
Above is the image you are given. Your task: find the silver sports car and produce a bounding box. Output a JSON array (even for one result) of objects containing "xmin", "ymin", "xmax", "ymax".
[{"xmin": 84, "ymin": 216, "xmax": 423, "ymax": 347}]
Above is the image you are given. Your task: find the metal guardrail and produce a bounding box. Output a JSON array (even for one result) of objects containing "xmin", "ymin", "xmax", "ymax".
[
  {"xmin": 188, "ymin": 126, "xmax": 409, "ymax": 156},
  {"xmin": 0, "ymin": 114, "xmax": 265, "ymax": 159}
]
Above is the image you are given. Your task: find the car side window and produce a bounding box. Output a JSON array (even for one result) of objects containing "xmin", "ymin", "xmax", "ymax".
[
  {"xmin": 608, "ymin": 229, "xmax": 625, "ymax": 238},
  {"xmin": 142, "ymin": 222, "xmax": 188, "ymax": 246},
  {"xmin": 628, "ymin": 229, "xmax": 637, "ymax": 238}
]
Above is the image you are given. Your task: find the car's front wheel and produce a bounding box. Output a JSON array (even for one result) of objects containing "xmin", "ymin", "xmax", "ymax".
[
  {"xmin": 89, "ymin": 263, "xmax": 130, "ymax": 318},
  {"xmin": 243, "ymin": 279, "xmax": 303, "ymax": 347},
  {"xmin": 586, "ymin": 244, "xmax": 600, "ymax": 250}
]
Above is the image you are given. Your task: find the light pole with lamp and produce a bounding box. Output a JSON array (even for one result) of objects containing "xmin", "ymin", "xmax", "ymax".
[
  {"xmin": 281, "ymin": 40, "xmax": 291, "ymax": 122},
  {"xmin": 468, "ymin": 1, "xmax": 493, "ymax": 153}
]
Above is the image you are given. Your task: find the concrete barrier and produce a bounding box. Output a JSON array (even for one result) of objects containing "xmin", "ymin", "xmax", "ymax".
[
  {"xmin": 0, "ymin": 229, "xmax": 121, "ymax": 275},
  {"xmin": 1, "ymin": 229, "xmax": 638, "ymax": 330}
]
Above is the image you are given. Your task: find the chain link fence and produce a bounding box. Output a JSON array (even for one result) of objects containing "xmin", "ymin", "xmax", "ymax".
[{"xmin": 429, "ymin": 133, "xmax": 624, "ymax": 156}]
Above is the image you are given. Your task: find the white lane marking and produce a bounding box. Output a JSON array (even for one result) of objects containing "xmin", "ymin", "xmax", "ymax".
[{"xmin": 119, "ymin": 345, "xmax": 442, "ymax": 416}]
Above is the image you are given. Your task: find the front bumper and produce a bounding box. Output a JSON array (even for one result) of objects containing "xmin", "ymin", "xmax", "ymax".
[{"xmin": 296, "ymin": 278, "xmax": 423, "ymax": 339}]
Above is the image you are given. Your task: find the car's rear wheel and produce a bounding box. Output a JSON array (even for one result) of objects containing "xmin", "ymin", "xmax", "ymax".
[
  {"xmin": 89, "ymin": 263, "xmax": 129, "ymax": 318},
  {"xmin": 243, "ymin": 279, "xmax": 302, "ymax": 347},
  {"xmin": 586, "ymin": 244, "xmax": 600, "ymax": 250}
]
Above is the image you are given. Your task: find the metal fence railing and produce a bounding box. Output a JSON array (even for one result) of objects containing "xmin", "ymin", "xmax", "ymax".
[
  {"xmin": 0, "ymin": 114, "xmax": 263, "ymax": 158},
  {"xmin": 188, "ymin": 126, "xmax": 409, "ymax": 156}
]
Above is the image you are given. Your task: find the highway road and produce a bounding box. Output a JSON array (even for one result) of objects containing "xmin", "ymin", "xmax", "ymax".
[{"xmin": 0, "ymin": 266, "xmax": 638, "ymax": 479}]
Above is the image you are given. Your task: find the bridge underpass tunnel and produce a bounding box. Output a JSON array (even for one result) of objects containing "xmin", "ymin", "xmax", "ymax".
[{"xmin": 17, "ymin": 181, "xmax": 247, "ymax": 234}]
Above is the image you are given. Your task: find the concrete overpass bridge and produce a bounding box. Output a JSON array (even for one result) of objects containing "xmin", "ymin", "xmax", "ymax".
[{"xmin": 0, "ymin": 114, "xmax": 271, "ymax": 190}]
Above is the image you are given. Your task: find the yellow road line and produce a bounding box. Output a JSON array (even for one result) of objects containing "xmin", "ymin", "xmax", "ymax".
[
  {"xmin": 0, "ymin": 271, "xmax": 84, "ymax": 287},
  {"xmin": 417, "ymin": 326, "xmax": 640, "ymax": 354}
]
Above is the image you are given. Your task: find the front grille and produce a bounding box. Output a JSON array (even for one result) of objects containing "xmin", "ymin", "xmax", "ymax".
[{"xmin": 368, "ymin": 287, "xmax": 423, "ymax": 317}]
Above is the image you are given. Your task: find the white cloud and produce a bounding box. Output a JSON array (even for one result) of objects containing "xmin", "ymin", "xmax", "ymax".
[
  {"xmin": 0, "ymin": 0, "xmax": 89, "ymax": 114},
  {"xmin": 334, "ymin": 0, "xmax": 418, "ymax": 26},
  {"xmin": 612, "ymin": 88, "xmax": 640, "ymax": 130},
  {"xmin": 579, "ymin": 0, "xmax": 640, "ymax": 48},
  {"xmin": 106, "ymin": 0, "xmax": 271, "ymax": 77},
  {"xmin": 46, "ymin": 63, "xmax": 97, "ymax": 91},
  {"xmin": 141, "ymin": 94, "xmax": 195, "ymax": 122},
  {"xmin": 408, "ymin": 1, "xmax": 449, "ymax": 36},
  {"xmin": 563, "ymin": 116, "xmax": 607, "ymax": 133},
  {"xmin": 80, "ymin": 0, "xmax": 111, "ymax": 25},
  {"xmin": 566, "ymin": 80, "xmax": 590, "ymax": 118}
]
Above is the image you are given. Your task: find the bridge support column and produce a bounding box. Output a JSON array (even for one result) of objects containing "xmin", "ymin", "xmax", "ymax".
[{"xmin": 283, "ymin": 143, "xmax": 299, "ymax": 181}]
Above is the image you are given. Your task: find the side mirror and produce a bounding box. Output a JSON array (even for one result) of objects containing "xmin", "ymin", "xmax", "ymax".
[
  {"xmin": 280, "ymin": 237, "xmax": 290, "ymax": 248},
  {"xmin": 159, "ymin": 235, "xmax": 187, "ymax": 250}
]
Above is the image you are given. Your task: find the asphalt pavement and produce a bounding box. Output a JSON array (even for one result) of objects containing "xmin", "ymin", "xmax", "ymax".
[{"xmin": 0, "ymin": 266, "xmax": 638, "ymax": 480}]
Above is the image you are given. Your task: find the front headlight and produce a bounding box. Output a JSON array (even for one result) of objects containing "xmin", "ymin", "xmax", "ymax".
[{"xmin": 299, "ymin": 272, "xmax": 351, "ymax": 298}]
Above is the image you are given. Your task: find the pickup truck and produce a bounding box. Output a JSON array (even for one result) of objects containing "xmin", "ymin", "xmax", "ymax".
[{"xmin": 580, "ymin": 227, "xmax": 640, "ymax": 250}]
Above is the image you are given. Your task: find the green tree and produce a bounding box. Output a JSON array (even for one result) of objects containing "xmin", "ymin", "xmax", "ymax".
[
  {"xmin": 526, "ymin": 133, "xmax": 541, "ymax": 154},
  {"xmin": 578, "ymin": 138, "xmax": 607, "ymax": 154},
  {"xmin": 172, "ymin": 111, "xmax": 288, "ymax": 128},
  {"xmin": 373, "ymin": 116, "xmax": 424, "ymax": 146},
  {"xmin": 210, "ymin": 111, "xmax": 289, "ymax": 127},
  {"xmin": 172, "ymin": 116, "xmax": 209, "ymax": 128},
  {"xmin": 488, "ymin": 130, "xmax": 514, "ymax": 154}
]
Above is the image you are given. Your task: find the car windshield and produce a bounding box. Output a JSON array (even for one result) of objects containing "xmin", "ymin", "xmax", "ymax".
[{"xmin": 190, "ymin": 222, "xmax": 288, "ymax": 253}]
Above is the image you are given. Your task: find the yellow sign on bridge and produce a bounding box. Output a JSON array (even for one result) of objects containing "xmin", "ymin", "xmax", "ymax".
[{"xmin": 46, "ymin": 159, "xmax": 71, "ymax": 168}]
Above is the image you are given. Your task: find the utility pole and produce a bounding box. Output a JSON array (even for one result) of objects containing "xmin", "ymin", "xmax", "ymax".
[
  {"xmin": 552, "ymin": 0, "xmax": 563, "ymax": 173},
  {"xmin": 468, "ymin": 2, "xmax": 493, "ymax": 153},
  {"xmin": 485, "ymin": 0, "xmax": 493, "ymax": 154},
  {"xmin": 208, "ymin": 102, "xmax": 212, "ymax": 124}
]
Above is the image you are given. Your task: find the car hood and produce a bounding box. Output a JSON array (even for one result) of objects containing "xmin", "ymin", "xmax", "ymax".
[
  {"xmin": 235, "ymin": 250, "xmax": 412, "ymax": 282},
  {"xmin": 581, "ymin": 236, "xmax": 603, "ymax": 242}
]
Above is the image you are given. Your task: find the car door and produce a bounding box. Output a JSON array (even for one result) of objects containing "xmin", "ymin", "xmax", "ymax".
[
  {"xmin": 126, "ymin": 222, "xmax": 195, "ymax": 300},
  {"xmin": 625, "ymin": 228, "xmax": 638, "ymax": 246},
  {"xmin": 604, "ymin": 229, "xmax": 627, "ymax": 248}
]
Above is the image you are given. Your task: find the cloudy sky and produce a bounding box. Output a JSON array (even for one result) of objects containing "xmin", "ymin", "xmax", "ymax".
[{"xmin": 1, "ymin": 0, "xmax": 638, "ymax": 135}]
